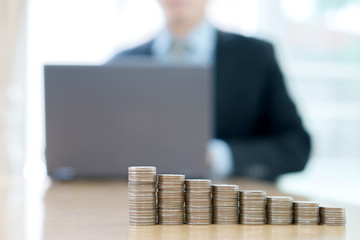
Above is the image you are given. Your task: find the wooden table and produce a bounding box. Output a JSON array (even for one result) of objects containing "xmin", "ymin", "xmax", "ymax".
[{"xmin": 0, "ymin": 177, "xmax": 358, "ymax": 239}]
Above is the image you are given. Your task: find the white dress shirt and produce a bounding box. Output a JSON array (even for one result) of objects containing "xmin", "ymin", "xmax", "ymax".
[
  {"xmin": 151, "ymin": 21, "xmax": 234, "ymax": 179},
  {"xmin": 152, "ymin": 21, "xmax": 216, "ymax": 64}
]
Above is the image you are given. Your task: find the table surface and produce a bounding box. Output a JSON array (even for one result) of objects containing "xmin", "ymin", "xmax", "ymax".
[{"xmin": 0, "ymin": 176, "xmax": 359, "ymax": 240}]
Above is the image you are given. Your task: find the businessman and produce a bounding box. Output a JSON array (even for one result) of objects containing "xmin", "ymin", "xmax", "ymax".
[{"xmin": 108, "ymin": 0, "xmax": 311, "ymax": 181}]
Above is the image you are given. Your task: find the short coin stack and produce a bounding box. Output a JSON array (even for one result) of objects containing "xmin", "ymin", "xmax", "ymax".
[
  {"xmin": 320, "ymin": 206, "xmax": 346, "ymax": 226},
  {"xmin": 185, "ymin": 179, "xmax": 212, "ymax": 224},
  {"xmin": 212, "ymin": 184, "xmax": 239, "ymax": 224},
  {"xmin": 157, "ymin": 174, "xmax": 185, "ymax": 224},
  {"xmin": 266, "ymin": 196, "xmax": 293, "ymax": 225},
  {"xmin": 239, "ymin": 190, "xmax": 266, "ymax": 224},
  {"xmin": 293, "ymin": 201, "xmax": 319, "ymax": 225},
  {"xmin": 128, "ymin": 166, "xmax": 157, "ymax": 225}
]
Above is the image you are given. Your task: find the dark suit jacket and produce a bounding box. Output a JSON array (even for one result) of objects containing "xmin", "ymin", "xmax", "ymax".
[{"xmin": 108, "ymin": 30, "xmax": 311, "ymax": 181}]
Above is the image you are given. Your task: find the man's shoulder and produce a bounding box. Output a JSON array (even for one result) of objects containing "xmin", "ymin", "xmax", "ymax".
[
  {"xmin": 106, "ymin": 40, "xmax": 153, "ymax": 64},
  {"xmin": 217, "ymin": 30, "xmax": 274, "ymax": 53},
  {"xmin": 121, "ymin": 41, "xmax": 153, "ymax": 55}
]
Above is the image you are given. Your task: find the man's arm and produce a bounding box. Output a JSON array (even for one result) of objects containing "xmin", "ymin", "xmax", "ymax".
[{"xmin": 226, "ymin": 45, "xmax": 311, "ymax": 181}]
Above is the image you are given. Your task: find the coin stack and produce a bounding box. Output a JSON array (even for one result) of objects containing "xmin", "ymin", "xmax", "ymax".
[
  {"xmin": 239, "ymin": 190, "xmax": 266, "ymax": 224},
  {"xmin": 293, "ymin": 201, "xmax": 319, "ymax": 225},
  {"xmin": 212, "ymin": 184, "xmax": 239, "ymax": 224},
  {"xmin": 185, "ymin": 179, "xmax": 212, "ymax": 224},
  {"xmin": 128, "ymin": 166, "xmax": 157, "ymax": 225},
  {"xmin": 266, "ymin": 196, "xmax": 293, "ymax": 225},
  {"xmin": 157, "ymin": 174, "xmax": 185, "ymax": 224},
  {"xmin": 319, "ymin": 206, "xmax": 346, "ymax": 226}
]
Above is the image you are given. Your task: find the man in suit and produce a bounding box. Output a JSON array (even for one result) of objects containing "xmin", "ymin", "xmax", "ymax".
[{"xmin": 108, "ymin": 0, "xmax": 311, "ymax": 181}]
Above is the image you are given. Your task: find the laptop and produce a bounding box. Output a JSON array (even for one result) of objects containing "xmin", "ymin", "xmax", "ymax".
[{"xmin": 44, "ymin": 61, "xmax": 212, "ymax": 179}]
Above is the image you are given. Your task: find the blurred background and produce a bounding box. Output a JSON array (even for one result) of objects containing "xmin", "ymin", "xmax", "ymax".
[{"xmin": 2, "ymin": 0, "xmax": 360, "ymax": 204}]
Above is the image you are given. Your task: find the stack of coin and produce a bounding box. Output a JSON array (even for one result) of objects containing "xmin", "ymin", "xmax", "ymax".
[
  {"xmin": 293, "ymin": 201, "xmax": 319, "ymax": 225},
  {"xmin": 319, "ymin": 206, "xmax": 346, "ymax": 226},
  {"xmin": 157, "ymin": 174, "xmax": 185, "ymax": 224},
  {"xmin": 128, "ymin": 166, "xmax": 157, "ymax": 225},
  {"xmin": 239, "ymin": 190, "xmax": 266, "ymax": 224},
  {"xmin": 185, "ymin": 179, "xmax": 212, "ymax": 224},
  {"xmin": 266, "ymin": 196, "xmax": 293, "ymax": 225},
  {"xmin": 212, "ymin": 184, "xmax": 239, "ymax": 224}
]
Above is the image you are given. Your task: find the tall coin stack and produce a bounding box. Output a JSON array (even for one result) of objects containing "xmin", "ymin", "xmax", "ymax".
[
  {"xmin": 293, "ymin": 201, "xmax": 319, "ymax": 225},
  {"xmin": 212, "ymin": 184, "xmax": 239, "ymax": 224},
  {"xmin": 239, "ymin": 190, "xmax": 266, "ymax": 224},
  {"xmin": 266, "ymin": 196, "xmax": 293, "ymax": 225},
  {"xmin": 128, "ymin": 166, "xmax": 157, "ymax": 225},
  {"xmin": 157, "ymin": 174, "xmax": 185, "ymax": 225},
  {"xmin": 320, "ymin": 206, "xmax": 346, "ymax": 226},
  {"xmin": 185, "ymin": 179, "xmax": 212, "ymax": 224}
]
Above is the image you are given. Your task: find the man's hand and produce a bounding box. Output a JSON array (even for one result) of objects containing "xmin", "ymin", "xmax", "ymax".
[{"xmin": 207, "ymin": 139, "xmax": 234, "ymax": 179}]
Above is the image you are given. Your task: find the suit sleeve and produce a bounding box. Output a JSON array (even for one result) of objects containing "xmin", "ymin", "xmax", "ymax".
[{"xmin": 226, "ymin": 45, "xmax": 311, "ymax": 181}]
